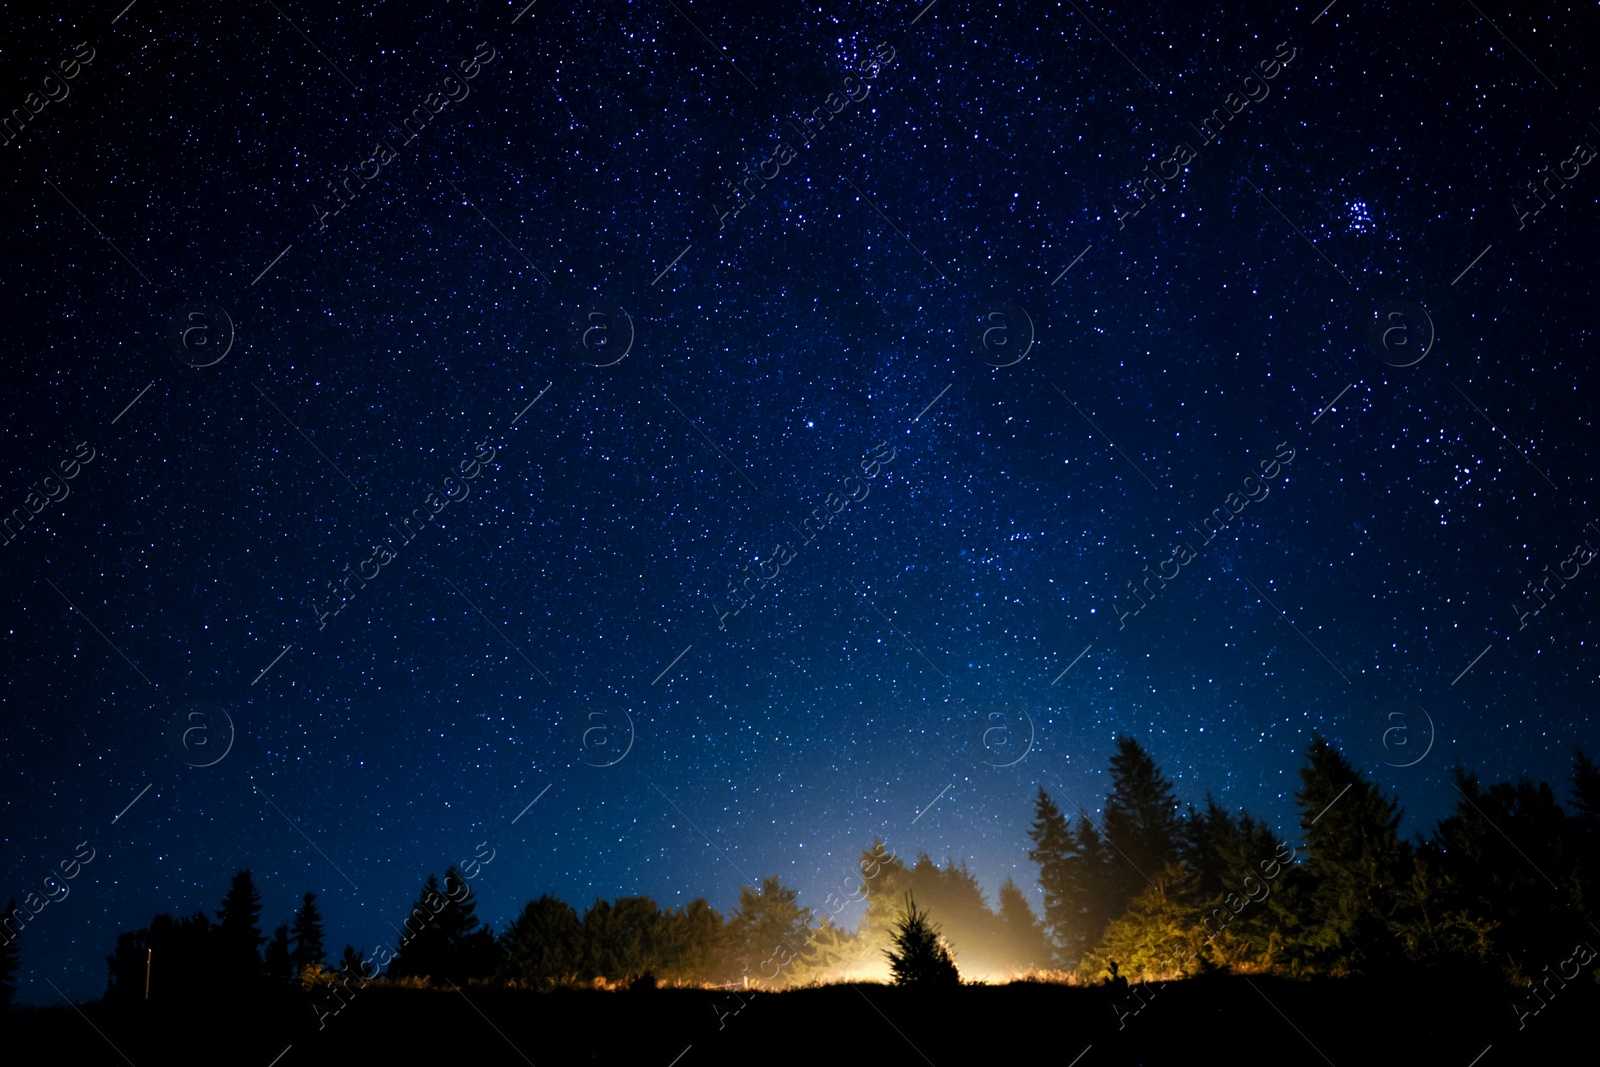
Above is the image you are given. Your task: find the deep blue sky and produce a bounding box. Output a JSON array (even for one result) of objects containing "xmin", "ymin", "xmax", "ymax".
[{"xmin": 1, "ymin": 0, "xmax": 1596, "ymax": 1006}]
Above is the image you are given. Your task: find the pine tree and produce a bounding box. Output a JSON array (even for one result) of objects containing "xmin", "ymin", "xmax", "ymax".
[
  {"xmin": 1294, "ymin": 735, "xmax": 1407, "ymax": 976},
  {"xmin": 885, "ymin": 893, "xmax": 960, "ymax": 988},
  {"xmin": 501, "ymin": 894, "xmax": 585, "ymax": 988},
  {"xmin": 995, "ymin": 877, "xmax": 1050, "ymax": 973},
  {"xmin": 1027, "ymin": 789, "xmax": 1115, "ymax": 967},
  {"xmin": 214, "ymin": 870, "xmax": 265, "ymax": 988},
  {"xmin": 854, "ymin": 843, "xmax": 913, "ymax": 979},
  {"xmin": 338, "ymin": 944, "xmax": 368, "ymax": 980},
  {"xmin": 290, "ymin": 892, "xmax": 327, "ymax": 974},
  {"xmin": 1435, "ymin": 767, "xmax": 1578, "ymax": 978},
  {"xmin": 1571, "ymin": 750, "xmax": 1600, "ymax": 828},
  {"xmin": 1103, "ymin": 737, "xmax": 1183, "ymax": 911},
  {"xmin": 265, "ymin": 924, "xmax": 293, "ymax": 980},
  {"xmin": 657, "ymin": 898, "xmax": 727, "ymax": 985},
  {"xmin": 1177, "ymin": 797, "xmax": 1287, "ymax": 972},
  {"xmin": 1027, "ymin": 788, "xmax": 1075, "ymax": 964},
  {"xmin": 0, "ymin": 899, "xmax": 18, "ymax": 1011},
  {"xmin": 1071, "ymin": 817, "xmax": 1118, "ymax": 959},
  {"xmin": 1571, "ymin": 750, "xmax": 1600, "ymax": 916},
  {"xmin": 726, "ymin": 876, "xmax": 816, "ymax": 989},
  {"xmin": 1081, "ymin": 861, "xmax": 1204, "ymax": 983},
  {"xmin": 583, "ymin": 895, "xmax": 666, "ymax": 983},
  {"xmin": 904, "ymin": 855, "xmax": 1001, "ymax": 976},
  {"xmin": 389, "ymin": 868, "xmax": 500, "ymax": 984}
]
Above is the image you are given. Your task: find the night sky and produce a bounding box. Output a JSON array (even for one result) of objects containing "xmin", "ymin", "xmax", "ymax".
[{"xmin": 2, "ymin": 0, "xmax": 1597, "ymax": 1008}]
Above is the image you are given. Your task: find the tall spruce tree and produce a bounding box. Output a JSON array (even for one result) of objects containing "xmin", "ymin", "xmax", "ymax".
[
  {"xmin": 853, "ymin": 844, "xmax": 914, "ymax": 978},
  {"xmin": 995, "ymin": 877, "xmax": 1051, "ymax": 972},
  {"xmin": 264, "ymin": 924, "xmax": 293, "ymax": 981},
  {"xmin": 1102, "ymin": 737, "xmax": 1183, "ymax": 912},
  {"xmin": 0, "ymin": 899, "xmax": 17, "ymax": 1012},
  {"xmin": 1027, "ymin": 788, "xmax": 1115, "ymax": 967},
  {"xmin": 290, "ymin": 892, "xmax": 327, "ymax": 973},
  {"xmin": 389, "ymin": 868, "xmax": 499, "ymax": 983},
  {"xmin": 214, "ymin": 870, "xmax": 265, "ymax": 987},
  {"xmin": 1571, "ymin": 750, "xmax": 1600, "ymax": 916},
  {"xmin": 1434, "ymin": 767, "xmax": 1578, "ymax": 977},
  {"xmin": 1294, "ymin": 735, "xmax": 1407, "ymax": 975}
]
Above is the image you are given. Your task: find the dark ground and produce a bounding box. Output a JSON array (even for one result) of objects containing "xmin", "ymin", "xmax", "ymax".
[{"xmin": 2, "ymin": 971, "xmax": 1594, "ymax": 1066}]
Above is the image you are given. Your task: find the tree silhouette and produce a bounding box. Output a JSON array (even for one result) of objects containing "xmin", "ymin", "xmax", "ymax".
[
  {"xmin": 1027, "ymin": 788, "xmax": 1114, "ymax": 967},
  {"xmin": 214, "ymin": 870, "xmax": 265, "ymax": 989},
  {"xmin": 502, "ymin": 894, "xmax": 585, "ymax": 988},
  {"xmin": 338, "ymin": 943, "xmax": 368, "ymax": 979},
  {"xmin": 995, "ymin": 877, "xmax": 1050, "ymax": 973},
  {"xmin": 1104, "ymin": 736, "xmax": 1183, "ymax": 911},
  {"xmin": 1294, "ymin": 735, "xmax": 1407, "ymax": 976},
  {"xmin": 106, "ymin": 911, "xmax": 215, "ymax": 1004},
  {"xmin": 1434, "ymin": 767, "xmax": 1579, "ymax": 978},
  {"xmin": 264, "ymin": 923, "xmax": 293, "ymax": 981},
  {"xmin": 727, "ymin": 876, "xmax": 815, "ymax": 988},
  {"xmin": 1570, "ymin": 750, "xmax": 1600, "ymax": 917},
  {"xmin": 582, "ymin": 895, "xmax": 666, "ymax": 984},
  {"xmin": 388, "ymin": 868, "xmax": 500, "ymax": 984},
  {"xmin": 291, "ymin": 892, "xmax": 327, "ymax": 973},
  {"xmin": 660, "ymin": 898, "xmax": 727, "ymax": 985},
  {"xmin": 0, "ymin": 899, "xmax": 17, "ymax": 1011},
  {"xmin": 1081, "ymin": 862, "xmax": 1203, "ymax": 982},
  {"xmin": 854, "ymin": 843, "xmax": 913, "ymax": 977},
  {"xmin": 885, "ymin": 892, "xmax": 959, "ymax": 988}
]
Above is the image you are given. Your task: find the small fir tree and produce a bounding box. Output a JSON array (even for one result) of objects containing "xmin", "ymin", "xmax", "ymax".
[{"xmin": 885, "ymin": 893, "xmax": 959, "ymax": 988}]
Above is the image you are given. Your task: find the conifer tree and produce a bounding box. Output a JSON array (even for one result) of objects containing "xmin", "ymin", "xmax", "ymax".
[
  {"xmin": 1294, "ymin": 735, "xmax": 1407, "ymax": 975},
  {"xmin": 214, "ymin": 870, "xmax": 265, "ymax": 987},
  {"xmin": 1027, "ymin": 789, "xmax": 1115, "ymax": 967},
  {"xmin": 1081, "ymin": 861, "xmax": 1203, "ymax": 983},
  {"xmin": 1571, "ymin": 750, "xmax": 1600, "ymax": 915},
  {"xmin": 338, "ymin": 944, "xmax": 368, "ymax": 980},
  {"xmin": 726, "ymin": 877, "xmax": 815, "ymax": 988},
  {"xmin": 1027, "ymin": 788, "xmax": 1075, "ymax": 963},
  {"xmin": 995, "ymin": 877, "xmax": 1050, "ymax": 972},
  {"xmin": 501, "ymin": 894, "xmax": 585, "ymax": 988},
  {"xmin": 1103, "ymin": 737, "xmax": 1183, "ymax": 910},
  {"xmin": 885, "ymin": 893, "xmax": 959, "ymax": 987},
  {"xmin": 290, "ymin": 892, "xmax": 327, "ymax": 973},
  {"xmin": 264, "ymin": 924, "xmax": 293, "ymax": 981},
  {"xmin": 1435, "ymin": 767, "xmax": 1578, "ymax": 976},
  {"xmin": 0, "ymin": 899, "xmax": 18, "ymax": 1012},
  {"xmin": 854, "ymin": 842, "xmax": 913, "ymax": 977},
  {"xmin": 389, "ymin": 868, "xmax": 499, "ymax": 983}
]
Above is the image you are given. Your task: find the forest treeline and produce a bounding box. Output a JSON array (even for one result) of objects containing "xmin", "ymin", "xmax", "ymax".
[{"xmin": 2, "ymin": 732, "xmax": 1596, "ymax": 1017}]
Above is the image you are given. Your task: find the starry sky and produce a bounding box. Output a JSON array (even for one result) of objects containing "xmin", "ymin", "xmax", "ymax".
[{"xmin": 1, "ymin": 0, "xmax": 1597, "ymax": 1006}]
